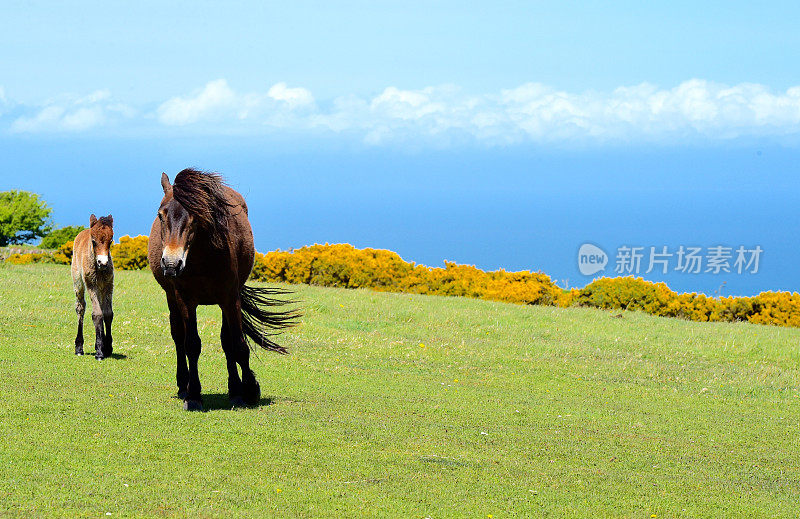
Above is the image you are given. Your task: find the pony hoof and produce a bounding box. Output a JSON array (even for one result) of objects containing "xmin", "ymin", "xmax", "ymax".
[
  {"xmin": 75, "ymin": 350, "xmax": 84, "ymax": 356},
  {"xmin": 177, "ymin": 390, "xmax": 188, "ymax": 400},
  {"xmin": 95, "ymin": 355, "xmax": 105, "ymax": 361},
  {"xmin": 183, "ymin": 399, "xmax": 203, "ymax": 412},
  {"xmin": 229, "ymin": 396, "xmax": 246, "ymax": 407},
  {"xmin": 243, "ymin": 381, "xmax": 261, "ymax": 405}
]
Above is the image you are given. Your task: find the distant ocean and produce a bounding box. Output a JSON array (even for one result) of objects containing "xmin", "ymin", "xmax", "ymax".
[{"xmin": 2, "ymin": 136, "xmax": 797, "ymax": 297}]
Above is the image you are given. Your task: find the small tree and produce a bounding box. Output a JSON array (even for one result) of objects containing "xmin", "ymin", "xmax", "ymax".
[
  {"xmin": 0, "ymin": 190, "xmax": 53, "ymax": 246},
  {"xmin": 40, "ymin": 225, "xmax": 86, "ymax": 249}
]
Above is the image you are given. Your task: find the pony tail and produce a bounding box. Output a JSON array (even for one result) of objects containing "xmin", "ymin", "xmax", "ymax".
[{"xmin": 239, "ymin": 285, "xmax": 301, "ymax": 354}]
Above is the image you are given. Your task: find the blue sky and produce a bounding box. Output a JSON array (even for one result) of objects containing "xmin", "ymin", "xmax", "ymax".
[
  {"xmin": 3, "ymin": 1, "xmax": 800, "ymax": 101},
  {"xmin": 1, "ymin": 1, "xmax": 799, "ymax": 294}
]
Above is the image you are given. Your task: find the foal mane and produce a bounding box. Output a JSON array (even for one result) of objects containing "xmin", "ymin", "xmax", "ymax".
[
  {"xmin": 93, "ymin": 216, "xmax": 113, "ymax": 228},
  {"xmin": 172, "ymin": 168, "xmax": 232, "ymax": 248}
]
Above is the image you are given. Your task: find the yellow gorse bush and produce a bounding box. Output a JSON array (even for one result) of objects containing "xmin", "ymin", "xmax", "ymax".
[
  {"xmin": 5, "ymin": 252, "xmax": 53, "ymax": 265},
  {"xmin": 251, "ymin": 244, "xmax": 562, "ymax": 306},
  {"xmin": 6, "ymin": 237, "xmax": 800, "ymax": 328},
  {"xmin": 52, "ymin": 240, "xmax": 73, "ymax": 264},
  {"xmin": 112, "ymin": 235, "xmax": 150, "ymax": 270},
  {"xmin": 745, "ymin": 291, "xmax": 800, "ymax": 327},
  {"xmin": 4, "ymin": 235, "xmax": 149, "ymax": 268},
  {"xmin": 576, "ymin": 276, "xmax": 800, "ymax": 327}
]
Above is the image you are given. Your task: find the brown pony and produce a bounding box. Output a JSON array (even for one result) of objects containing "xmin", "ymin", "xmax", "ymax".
[
  {"xmin": 148, "ymin": 168, "xmax": 298, "ymax": 411},
  {"xmin": 71, "ymin": 214, "xmax": 114, "ymax": 359}
]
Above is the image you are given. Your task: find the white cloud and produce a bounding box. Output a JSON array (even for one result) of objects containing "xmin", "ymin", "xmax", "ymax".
[
  {"xmin": 370, "ymin": 86, "xmax": 445, "ymax": 119},
  {"xmin": 156, "ymin": 79, "xmax": 315, "ymax": 126},
  {"xmin": 156, "ymin": 79, "xmax": 238, "ymax": 125},
  {"xmin": 0, "ymin": 86, "xmax": 11, "ymax": 116},
  {"xmin": 320, "ymin": 80, "xmax": 800, "ymax": 144},
  {"xmin": 267, "ymin": 82, "xmax": 314, "ymax": 109},
  {"xmin": 9, "ymin": 89, "xmax": 134, "ymax": 133},
  {"xmin": 11, "ymin": 106, "xmax": 66, "ymax": 133},
  {"xmin": 61, "ymin": 107, "xmax": 105, "ymax": 131},
  {"xmin": 489, "ymin": 79, "xmax": 800, "ymax": 142},
  {"xmin": 4, "ymin": 79, "xmax": 800, "ymax": 143}
]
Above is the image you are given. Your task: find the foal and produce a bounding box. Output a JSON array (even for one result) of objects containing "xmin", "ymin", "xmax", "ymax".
[{"xmin": 71, "ymin": 214, "xmax": 114, "ymax": 359}]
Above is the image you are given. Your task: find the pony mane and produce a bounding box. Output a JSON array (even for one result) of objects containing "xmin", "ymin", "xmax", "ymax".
[
  {"xmin": 172, "ymin": 168, "xmax": 231, "ymax": 248},
  {"xmin": 93, "ymin": 216, "xmax": 113, "ymax": 228}
]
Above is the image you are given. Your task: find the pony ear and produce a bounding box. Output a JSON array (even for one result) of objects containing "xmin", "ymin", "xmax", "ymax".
[
  {"xmin": 161, "ymin": 172, "xmax": 172, "ymax": 195},
  {"xmin": 107, "ymin": 214, "xmax": 113, "ymax": 226},
  {"xmin": 90, "ymin": 214, "xmax": 97, "ymax": 227}
]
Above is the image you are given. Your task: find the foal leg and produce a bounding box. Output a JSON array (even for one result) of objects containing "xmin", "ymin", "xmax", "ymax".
[
  {"xmin": 89, "ymin": 290, "xmax": 106, "ymax": 360},
  {"xmin": 220, "ymin": 312, "xmax": 245, "ymax": 407},
  {"xmin": 167, "ymin": 297, "xmax": 188, "ymax": 399},
  {"xmin": 223, "ymin": 299, "xmax": 260, "ymax": 405},
  {"xmin": 101, "ymin": 291, "xmax": 114, "ymax": 357},
  {"xmin": 182, "ymin": 305, "xmax": 203, "ymax": 411},
  {"xmin": 74, "ymin": 284, "xmax": 86, "ymax": 355}
]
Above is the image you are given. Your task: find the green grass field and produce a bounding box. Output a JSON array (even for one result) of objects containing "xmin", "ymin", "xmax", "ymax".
[{"xmin": 0, "ymin": 263, "xmax": 798, "ymax": 518}]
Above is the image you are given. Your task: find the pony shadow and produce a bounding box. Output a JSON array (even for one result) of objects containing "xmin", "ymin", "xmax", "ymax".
[
  {"xmin": 89, "ymin": 352, "xmax": 127, "ymax": 360},
  {"xmin": 201, "ymin": 392, "xmax": 275, "ymax": 411}
]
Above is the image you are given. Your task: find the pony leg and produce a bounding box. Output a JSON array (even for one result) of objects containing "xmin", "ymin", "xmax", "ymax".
[
  {"xmin": 74, "ymin": 285, "xmax": 86, "ymax": 355},
  {"xmin": 223, "ymin": 299, "xmax": 260, "ymax": 405},
  {"xmin": 101, "ymin": 291, "xmax": 114, "ymax": 357},
  {"xmin": 89, "ymin": 290, "xmax": 106, "ymax": 360},
  {"xmin": 220, "ymin": 312, "xmax": 244, "ymax": 406},
  {"xmin": 167, "ymin": 296, "xmax": 188, "ymax": 399},
  {"xmin": 182, "ymin": 305, "xmax": 203, "ymax": 411}
]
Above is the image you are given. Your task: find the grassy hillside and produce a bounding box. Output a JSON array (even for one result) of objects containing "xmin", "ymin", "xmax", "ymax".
[{"xmin": 0, "ymin": 263, "xmax": 798, "ymax": 518}]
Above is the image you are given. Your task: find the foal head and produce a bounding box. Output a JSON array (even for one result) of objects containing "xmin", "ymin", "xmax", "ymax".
[
  {"xmin": 89, "ymin": 214, "xmax": 114, "ymax": 270},
  {"xmin": 157, "ymin": 169, "xmax": 229, "ymax": 277}
]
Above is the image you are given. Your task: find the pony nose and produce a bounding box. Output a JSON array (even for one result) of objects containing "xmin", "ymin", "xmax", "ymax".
[{"xmin": 161, "ymin": 256, "xmax": 184, "ymax": 277}]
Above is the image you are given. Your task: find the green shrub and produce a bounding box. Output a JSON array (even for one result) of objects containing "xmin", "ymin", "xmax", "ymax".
[
  {"xmin": 0, "ymin": 190, "xmax": 53, "ymax": 246},
  {"xmin": 40, "ymin": 226, "xmax": 86, "ymax": 249}
]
